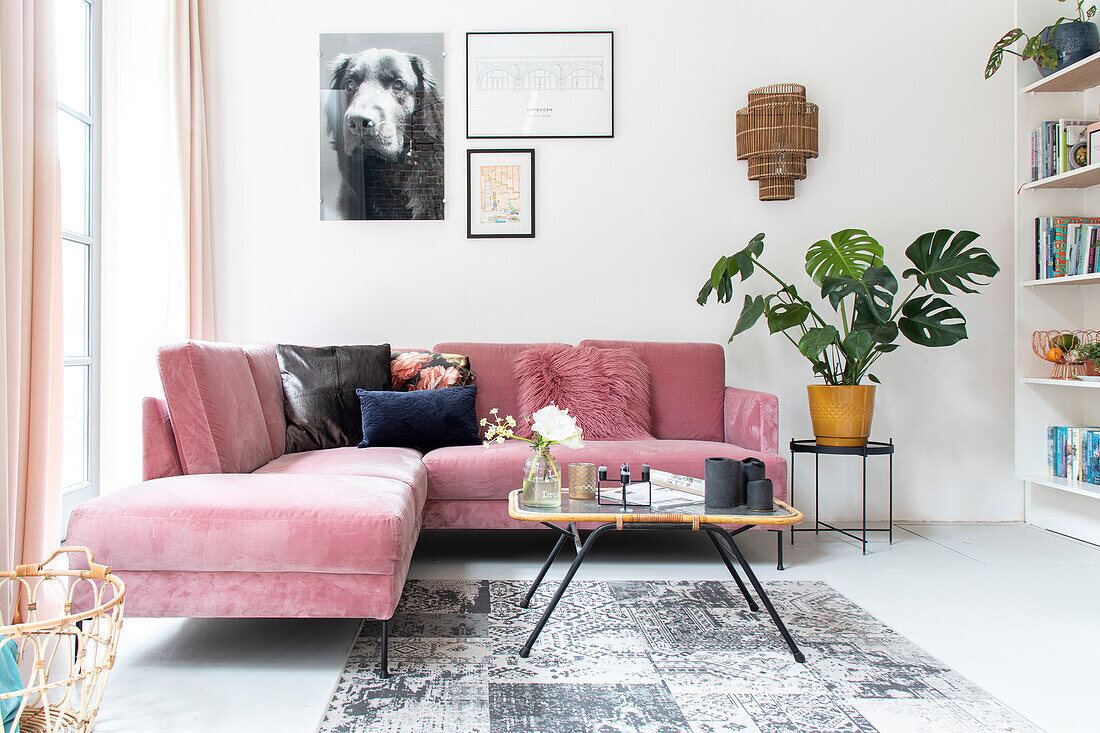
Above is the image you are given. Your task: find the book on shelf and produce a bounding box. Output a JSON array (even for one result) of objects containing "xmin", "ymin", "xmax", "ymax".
[
  {"xmin": 1047, "ymin": 426, "xmax": 1100, "ymax": 485},
  {"xmin": 1032, "ymin": 216, "xmax": 1100, "ymax": 279},
  {"xmin": 1031, "ymin": 119, "xmax": 1097, "ymax": 181}
]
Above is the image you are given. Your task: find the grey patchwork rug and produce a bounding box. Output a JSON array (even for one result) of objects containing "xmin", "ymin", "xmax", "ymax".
[{"xmin": 318, "ymin": 579, "xmax": 1038, "ymax": 732}]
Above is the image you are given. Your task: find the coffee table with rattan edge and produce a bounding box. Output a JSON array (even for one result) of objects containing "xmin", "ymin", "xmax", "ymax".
[{"xmin": 507, "ymin": 489, "xmax": 807, "ymax": 663}]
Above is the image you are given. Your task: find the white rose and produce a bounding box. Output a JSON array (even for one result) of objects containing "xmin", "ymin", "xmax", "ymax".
[{"xmin": 530, "ymin": 405, "xmax": 585, "ymax": 449}]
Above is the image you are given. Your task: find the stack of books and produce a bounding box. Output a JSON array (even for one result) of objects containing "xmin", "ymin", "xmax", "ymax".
[
  {"xmin": 1031, "ymin": 118, "xmax": 1095, "ymax": 180},
  {"xmin": 1033, "ymin": 216, "xmax": 1100, "ymax": 279},
  {"xmin": 1048, "ymin": 426, "xmax": 1100, "ymax": 485}
]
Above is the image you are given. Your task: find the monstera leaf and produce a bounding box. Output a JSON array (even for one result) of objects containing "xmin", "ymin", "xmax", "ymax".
[
  {"xmin": 764, "ymin": 299, "xmax": 811, "ymax": 334},
  {"xmin": 697, "ymin": 233, "xmax": 766, "ymax": 306},
  {"xmin": 798, "ymin": 326, "xmax": 838, "ymax": 359},
  {"xmin": 805, "ymin": 229, "xmax": 885, "ymax": 286},
  {"xmin": 903, "ymin": 229, "xmax": 1000, "ymax": 295},
  {"xmin": 820, "ymin": 266, "xmax": 898, "ymax": 324},
  {"xmin": 898, "ymin": 295, "xmax": 967, "ymax": 347},
  {"xmin": 730, "ymin": 295, "xmax": 766, "ymax": 340}
]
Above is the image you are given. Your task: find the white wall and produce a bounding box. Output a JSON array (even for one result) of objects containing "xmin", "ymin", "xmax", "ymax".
[{"xmin": 201, "ymin": 0, "xmax": 1016, "ymax": 521}]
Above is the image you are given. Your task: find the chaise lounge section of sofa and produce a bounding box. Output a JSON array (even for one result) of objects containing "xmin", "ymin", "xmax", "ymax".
[{"xmin": 66, "ymin": 339, "xmax": 785, "ymax": 677}]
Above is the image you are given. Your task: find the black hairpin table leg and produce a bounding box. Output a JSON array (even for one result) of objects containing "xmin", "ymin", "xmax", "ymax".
[
  {"xmin": 519, "ymin": 523, "xmax": 615, "ymax": 658},
  {"xmin": 710, "ymin": 525, "xmax": 805, "ymax": 664},
  {"xmin": 379, "ymin": 618, "xmax": 389, "ymax": 679},
  {"xmin": 520, "ymin": 526, "xmax": 572, "ymax": 609},
  {"xmin": 704, "ymin": 529, "xmax": 758, "ymax": 612}
]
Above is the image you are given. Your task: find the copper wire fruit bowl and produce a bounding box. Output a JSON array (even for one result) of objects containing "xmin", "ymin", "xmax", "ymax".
[{"xmin": 1032, "ymin": 329, "xmax": 1100, "ymax": 379}]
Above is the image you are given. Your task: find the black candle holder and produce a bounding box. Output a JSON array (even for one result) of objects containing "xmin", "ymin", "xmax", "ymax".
[{"xmin": 596, "ymin": 463, "xmax": 652, "ymax": 508}]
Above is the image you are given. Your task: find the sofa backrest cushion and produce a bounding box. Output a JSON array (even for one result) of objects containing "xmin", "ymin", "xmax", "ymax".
[
  {"xmin": 243, "ymin": 343, "xmax": 286, "ymax": 459},
  {"xmin": 433, "ymin": 342, "xmax": 570, "ymax": 425},
  {"xmin": 158, "ymin": 341, "xmax": 274, "ymax": 474},
  {"xmin": 578, "ymin": 340, "xmax": 726, "ymax": 442}
]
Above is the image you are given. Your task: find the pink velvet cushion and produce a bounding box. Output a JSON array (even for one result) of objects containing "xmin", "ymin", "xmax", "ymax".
[
  {"xmin": 157, "ymin": 341, "xmax": 273, "ymax": 474},
  {"xmin": 142, "ymin": 397, "xmax": 183, "ymax": 481},
  {"xmin": 433, "ymin": 342, "xmax": 569, "ymax": 426},
  {"xmin": 242, "ymin": 342, "xmax": 286, "ymax": 459},
  {"xmin": 578, "ymin": 340, "xmax": 726, "ymax": 442},
  {"xmin": 513, "ymin": 344, "xmax": 654, "ymax": 440},
  {"xmin": 66, "ymin": 473, "xmax": 424, "ymax": 575},
  {"xmin": 422, "ymin": 440, "xmax": 786, "ymax": 501},
  {"xmin": 254, "ymin": 446, "xmax": 426, "ymax": 490}
]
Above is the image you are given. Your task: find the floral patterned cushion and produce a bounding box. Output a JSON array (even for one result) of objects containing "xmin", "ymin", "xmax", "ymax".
[{"xmin": 390, "ymin": 351, "xmax": 476, "ymax": 392}]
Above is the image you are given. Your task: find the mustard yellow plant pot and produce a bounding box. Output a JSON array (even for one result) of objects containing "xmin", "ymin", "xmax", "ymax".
[{"xmin": 806, "ymin": 385, "xmax": 876, "ymax": 447}]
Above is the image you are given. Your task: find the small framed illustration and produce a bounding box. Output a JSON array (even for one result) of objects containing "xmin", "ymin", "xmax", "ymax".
[
  {"xmin": 466, "ymin": 31, "xmax": 613, "ymax": 138},
  {"xmin": 467, "ymin": 149, "xmax": 535, "ymax": 238}
]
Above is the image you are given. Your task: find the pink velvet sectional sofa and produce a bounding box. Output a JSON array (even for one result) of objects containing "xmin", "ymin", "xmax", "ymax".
[{"xmin": 66, "ymin": 339, "xmax": 785, "ymax": 676}]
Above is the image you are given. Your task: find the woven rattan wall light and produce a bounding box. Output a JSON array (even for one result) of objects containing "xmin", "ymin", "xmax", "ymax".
[{"xmin": 735, "ymin": 83, "xmax": 819, "ymax": 201}]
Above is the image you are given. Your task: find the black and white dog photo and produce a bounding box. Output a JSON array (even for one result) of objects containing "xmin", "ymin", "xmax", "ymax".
[{"xmin": 320, "ymin": 33, "xmax": 444, "ymax": 220}]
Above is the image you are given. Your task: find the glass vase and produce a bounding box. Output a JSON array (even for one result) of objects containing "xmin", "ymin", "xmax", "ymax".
[{"xmin": 522, "ymin": 448, "xmax": 562, "ymax": 508}]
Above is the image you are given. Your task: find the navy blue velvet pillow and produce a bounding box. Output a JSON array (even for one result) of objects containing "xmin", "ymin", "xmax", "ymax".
[{"xmin": 356, "ymin": 384, "xmax": 480, "ymax": 452}]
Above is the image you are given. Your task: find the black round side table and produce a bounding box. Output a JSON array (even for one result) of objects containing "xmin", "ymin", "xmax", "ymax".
[{"xmin": 789, "ymin": 439, "xmax": 894, "ymax": 555}]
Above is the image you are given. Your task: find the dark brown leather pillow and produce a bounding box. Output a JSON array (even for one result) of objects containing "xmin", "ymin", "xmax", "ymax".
[{"xmin": 277, "ymin": 343, "xmax": 391, "ymax": 452}]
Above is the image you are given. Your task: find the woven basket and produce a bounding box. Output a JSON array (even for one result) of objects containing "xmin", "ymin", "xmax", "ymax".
[
  {"xmin": 1031, "ymin": 330, "xmax": 1100, "ymax": 378},
  {"xmin": 0, "ymin": 547, "xmax": 125, "ymax": 733}
]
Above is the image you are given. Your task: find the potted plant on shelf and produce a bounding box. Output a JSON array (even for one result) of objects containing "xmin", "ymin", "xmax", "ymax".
[
  {"xmin": 986, "ymin": 0, "xmax": 1099, "ymax": 79},
  {"xmin": 697, "ymin": 229, "xmax": 1000, "ymax": 446}
]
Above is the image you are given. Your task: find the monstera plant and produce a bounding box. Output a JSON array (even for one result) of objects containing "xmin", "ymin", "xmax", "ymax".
[{"xmin": 697, "ymin": 228, "xmax": 999, "ymax": 445}]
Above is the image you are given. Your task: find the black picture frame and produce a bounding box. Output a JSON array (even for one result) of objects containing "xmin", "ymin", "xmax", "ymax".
[
  {"xmin": 466, "ymin": 31, "xmax": 614, "ymax": 139},
  {"xmin": 466, "ymin": 149, "xmax": 536, "ymax": 239}
]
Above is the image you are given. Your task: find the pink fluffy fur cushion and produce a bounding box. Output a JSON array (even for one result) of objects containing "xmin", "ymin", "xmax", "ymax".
[{"xmin": 513, "ymin": 344, "xmax": 655, "ymax": 440}]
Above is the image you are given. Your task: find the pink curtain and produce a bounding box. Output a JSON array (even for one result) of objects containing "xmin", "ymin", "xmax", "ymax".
[
  {"xmin": 0, "ymin": 0, "xmax": 63, "ymax": 574},
  {"xmin": 170, "ymin": 0, "xmax": 215, "ymax": 340}
]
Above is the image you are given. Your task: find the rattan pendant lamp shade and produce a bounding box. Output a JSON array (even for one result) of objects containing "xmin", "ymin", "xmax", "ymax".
[{"xmin": 735, "ymin": 83, "xmax": 819, "ymax": 201}]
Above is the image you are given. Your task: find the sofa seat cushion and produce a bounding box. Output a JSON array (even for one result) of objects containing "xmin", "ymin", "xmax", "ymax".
[
  {"xmin": 254, "ymin": 446, "xmax": 426, "ymax": 493},
  {"xmin": 422, "ymin": 440, "xmax": 787, "ymax": 501},
  {"xmin": 66, "ymin": 473, "xmax": 423, "ymax": 575}
]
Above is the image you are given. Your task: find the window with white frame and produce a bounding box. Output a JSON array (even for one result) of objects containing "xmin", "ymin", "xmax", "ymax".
[{"xmin": 57, "ymin": 0, "xmax": 100, "ymax": 529}]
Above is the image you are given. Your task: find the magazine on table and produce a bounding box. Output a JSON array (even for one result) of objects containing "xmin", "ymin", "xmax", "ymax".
[{"xmin": 597, "ymin": 468, "xmax": 705, "ymax": 509}]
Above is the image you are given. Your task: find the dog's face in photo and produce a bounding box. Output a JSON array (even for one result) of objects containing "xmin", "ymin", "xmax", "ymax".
[{"xmin": 331, "ymin": 49, "xmax": 433, "ymax": 161}]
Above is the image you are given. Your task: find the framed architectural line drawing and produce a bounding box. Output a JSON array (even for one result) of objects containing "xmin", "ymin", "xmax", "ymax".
[
  {"xmin": 466, "ymin": 31, "xmax": 613, "ymax": 138},
  {"xmin": 467, "ymin": 149, "xmax": 535, "ymax": 238}
]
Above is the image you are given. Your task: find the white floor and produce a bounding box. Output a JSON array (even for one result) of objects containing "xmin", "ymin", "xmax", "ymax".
[{"xmin": 92, "ymin": 523, "xmax": 1100, "ymax": 733}]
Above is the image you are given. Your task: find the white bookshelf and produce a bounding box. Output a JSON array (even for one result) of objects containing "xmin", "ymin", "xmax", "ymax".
[
  {"xmin": 1015, "ymin": 0, "xmax": 1100, "ymax": 545},
  {"xmin": 1023, "ymin": 377, "xmax": 1100, "ymax": 389}
]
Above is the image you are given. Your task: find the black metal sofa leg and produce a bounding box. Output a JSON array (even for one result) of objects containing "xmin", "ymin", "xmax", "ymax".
[{"xmin": 379, "ymin": 618, "xmax": 389, "ymax": 679}]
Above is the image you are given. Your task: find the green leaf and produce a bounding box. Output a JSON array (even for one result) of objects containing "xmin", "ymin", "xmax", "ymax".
[
  {"xmin": 710, "ymin": 256, "xmax": 730, "ymax": 291},
  {"xmin": 821, "ymin": 266, "xmax": 898, "ymax": 323},
  {"xmin": 804, "ymin": 229, "xmax": 884, "ymax": 286},
  {"xmin": 696, "ymin": 280, "xmax": 713, "ymax": 306},
  {"xmin": 1022, "ymin": 34, "xmax": 1042, "ymax": 58},
  {"xmin": 731, "ymin": 250, "xmax": 755, "ymax": 281},
  {"xmin": 985, "ymin": 50, "xmax": 1003, "ymax": 79},
  {"xmin": 730, "ymin": 295, "xmax": 765, "ymax": 339},
  {"xmin": 765, "ymin": 301, "xmax": 811, "ymax": 334},
  {"xmin": 992, "ymin": 28, "xmax": 1025, "ymax": 51},
  {"xmin": 868, "ymin": 374, "xmax": 881, "ymax": 384},
  {"xmin": 1037, "ymin": 46, "xmax": 1059, "ymax": 69},
  {"xmin": 898, "ymin": 295, "xmax": 968, "ymax": 347},
  {"xmin": 902, "ymin": 229, "xmax": 999, "ymax": 295},
  {"xmin": 745, "ymin": 232, "xmax": 765, "ymax": 257},
  {"xmin": 841, "ymin": 329, "xmax": 872, "ymax": 360},
  {"xmin": 874, "ymin": 343, "xmax": 900, "ymax": 353},
  {"xmin": 798, "ymin": 326, "xmax": 839, "ymax": 359},
  {"xmin": 1090, "ymin": 5, "xmax": 1097, "ymax": 20},
  {"xmin": 854, "ymin": 318, "xmax": 899, "ymax": 345}
]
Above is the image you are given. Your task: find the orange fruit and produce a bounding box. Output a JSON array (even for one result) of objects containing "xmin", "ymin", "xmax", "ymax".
[{"xmin": 1047, "ymin": 347, "xmax": 1064, "ymax": 362}]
